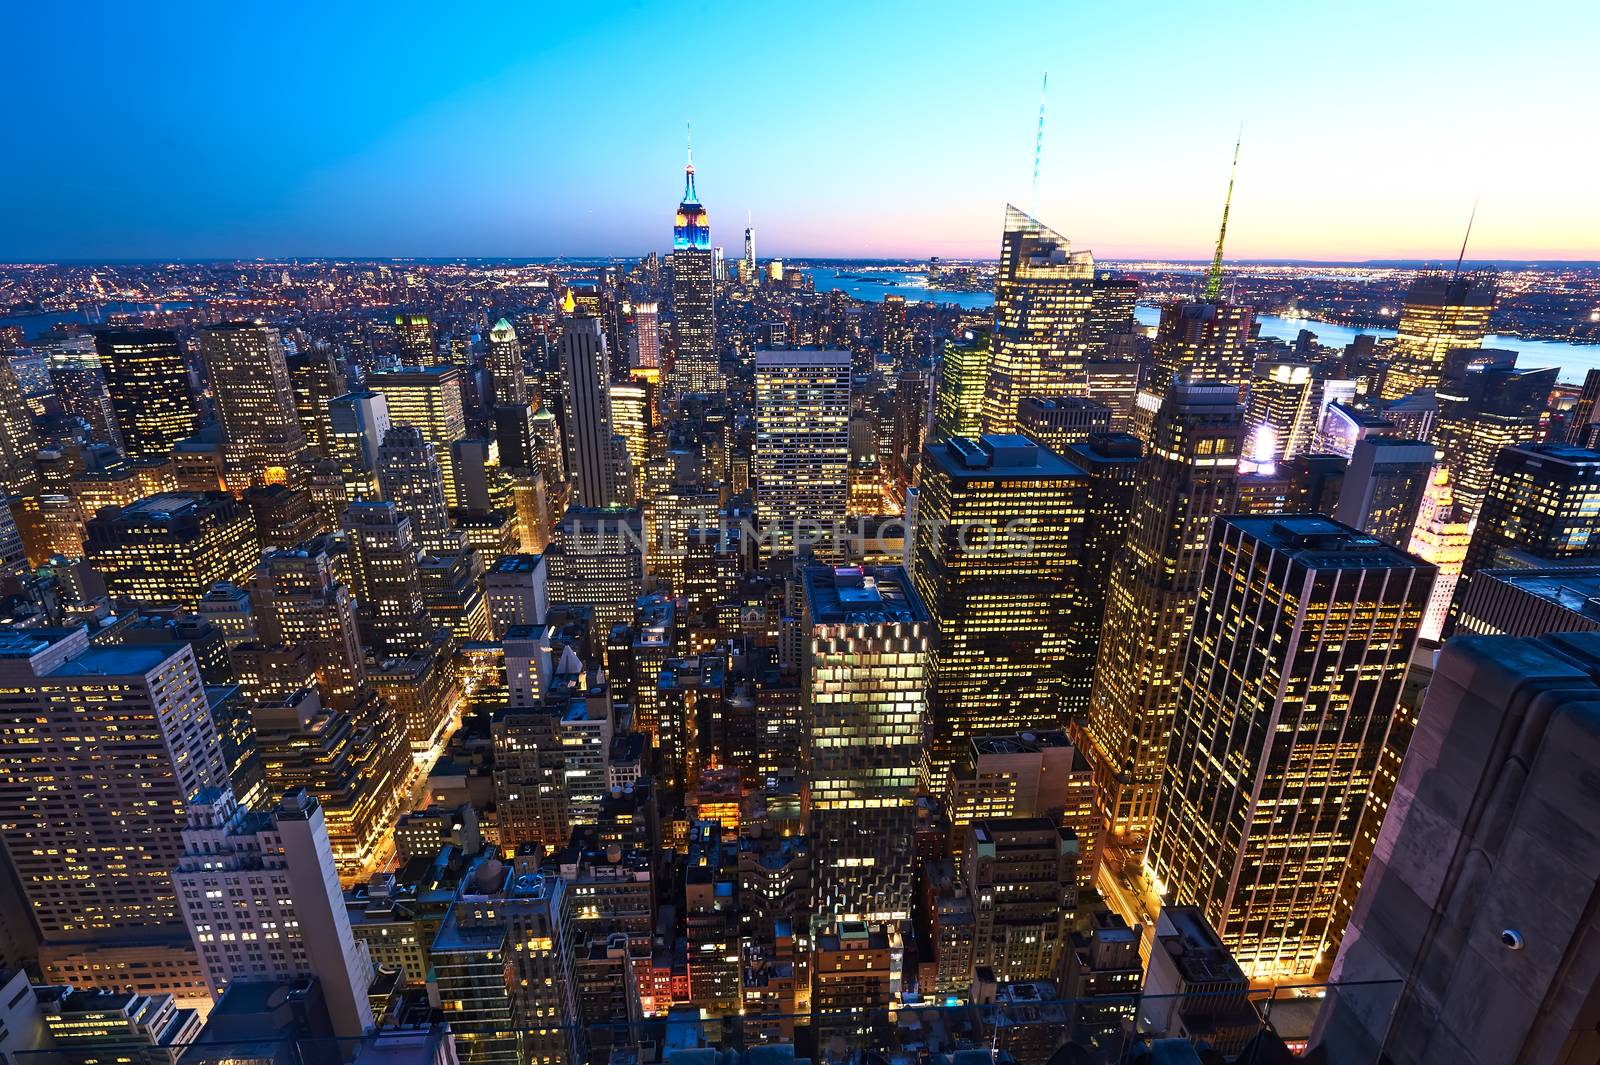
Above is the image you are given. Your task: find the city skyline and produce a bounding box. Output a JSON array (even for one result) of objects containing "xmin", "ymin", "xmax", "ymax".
[{"xmin": 4, "ymin": 1, "xmax": 1597, "ymax": 262}]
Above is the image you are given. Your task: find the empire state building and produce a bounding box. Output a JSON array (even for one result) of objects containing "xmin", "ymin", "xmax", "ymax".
[{"xmin": 670, "ymin": 137, "xmax": 719, "ymax": 395}]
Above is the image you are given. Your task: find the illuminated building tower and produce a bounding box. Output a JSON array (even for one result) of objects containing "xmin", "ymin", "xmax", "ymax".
[
  {"xmin": 375, "ymin": 426, "xmax": 463, "ymax": 558},
  {"xmin": 366, "ymin": 366, "xmax": 467, "ymax": 507},
  {"xmin": 328, "ymin": 389, "xmax": 390, "ymax": 499},
  {"xmin": 812, "ymin": 921, "xmax": 903, "ymax": 1050},
  {"xmin": 933, "ymin": 327, "xmax": 991, "ymax": 444},
  {"xmin": 1453, "ymin": 443, "xmax": 1600, "ymax": 615},
  {"xmin": 913, "ymin": 435, "xmax": 1093, "ymax": 787},
  {"xmin": 644, "ymin": 482, "xmax": 719, "ymax": 597},
  {"xmin": 1381, "ymin": 389, "xmax": 1438, "ymax": 442},
  {"xmin": 484, "ymin": 553, "xmax": 548, "ymax": 637},
  {"xmin": 199, "ymin": 322, "xmax": 308, "ymax": 491},
  {"xmin": 622, "ymin": 300, "xmax": 661, "ymax": 374},
  {"xmin": 1334, "ymin": 437, "xmax": 1434, "ymax": 546},
  {"xmin": 94, "ymin": 329, "xmax": 198, "ymax": 461},
  {"xmin": 1566, "ymin": 367, "xmax": 1600, "ymax": 447},
  {"xmin": 1063, "ymin": 432, "xmax": 1142, "ymax": 693},
  {"xmin": 964, "ymin": 818, "xmax": 1078, "ymax": 983},
  {"xmin": 0, "ymin": 358, "xmax": 39, "ymax": 496},
  {"xmin": 546, "ymin": 506, "xmax": 645, "ymax": 634},
  {"xmin": 608, "ymin": 378, "xmax": 650, "ymax": 493},
  {"xmin": 1432, "ymin": 353, "xmax": 1555, "ymax": 522},
  {"xmin": 249, "ymin": 536, "xmax": 366, "ymax": 699},
  {"xmin": 1084, "ymin": 357, "xmax": 1143, "ymax": 432},
  {"xmin": 983, "ymin": 205, "xmax": 1096, "ymax": 432},
  {"xmin": 558, "ymin": 317, "xmax": 627, "ymax": 508},
  {"xmin": 882, "ymin": 293, "xmax": 913, "ymax": 372},
  {"xmin": 802, "ymin": 565, "xmax": 930, "ymax": 932},
  {"xmin": 1407, "ymin": 467, "xmax": 1472, "ymax": 642},
  {"xmin": 1148, "ymin": 516, "xmax": 1432, "ymax": 981},
  {"xmin": 48, "ymin": 346, "xmax": 123, "ymax": 449},
  {"xmin": 1141, "ymin": 300, "xmax": 1255, "ymax": 419},
  {"xmin": 1245, "ymin": 359, "xmax": 1315, "ymax": 462},
  {"xmin": 1378, "ymin": 270, "xmax": 1497, "ymax": 401},
  {"xmin": 393, "ymin": 313, "xmax": 436, "ymax": 365},
  {"xmin": 342, "ymin": 501, "xmax": 435, "ymax": 658},
  {"xmin": 0, "ymin": 627, "xmax": 227, "ymax": 1003},
  {"xmin": 285, "ymin": 348, "xmax": 345, "ymax": 459},
  {"xmin": 173, "ymin": 789, "xmax": 376, "ymax": 1039},
  {"xmin": 487, "ymin": 318, "xmax": 525, "ymax": 408},
  {"xmin": 83, "ymin": 492, "xmax": 259, "ymax": 611},
  {"xmin": 670, "ymin": 137, "xmax": 718, "ymax": 395},
  {"xmin": 1322, "ymin": 632, "xmax": 1600, "ymax": 1065},
  {"xmin": 1016, "ymin": 396, "xmax": 1112, "ymax": 454},
  {"xmin": 742, "ymin": 219, "xmax": 758, "ymax": 287},
  {"xmin": 1086, "ymin": 382, "xmax": 1243, "ymax": 838},
  {"xmin": 684, "ymin": 821, "xmax": 740, "ymax": 1014},
  {"xmin": 1086, "ymin": 272, "xmax": 1139, "ymax": 355},
  {"xmin": 753, "ymin": 348, "xmax": 850, "ymax": 558}
]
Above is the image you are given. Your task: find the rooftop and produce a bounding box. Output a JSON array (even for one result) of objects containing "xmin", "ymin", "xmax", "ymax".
[
  {"xmin": 802, "ymin": 565, "xmax": 929, "ymax": 627},
  {"xmin": 928, "ymin": 434, "xmax": 1088, "ymax": 481}
]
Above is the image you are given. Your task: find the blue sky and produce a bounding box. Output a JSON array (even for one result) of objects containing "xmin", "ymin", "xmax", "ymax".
[{"xmin": 2, "ymin": 0, "xmax": 1595, "ymax": 261}]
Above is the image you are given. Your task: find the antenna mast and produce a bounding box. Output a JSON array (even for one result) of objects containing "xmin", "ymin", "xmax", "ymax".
[
  {"xmin": 1031, "ymin": 72, "xmax": 1048, "ymax": 216},
  {"xmin": 1204, "ymin": 125, "xmax": 1242, "ymax": 302},
  {"xmin": 1453, "ymin": 198, "xmax": 1478, "ymax": 277}
]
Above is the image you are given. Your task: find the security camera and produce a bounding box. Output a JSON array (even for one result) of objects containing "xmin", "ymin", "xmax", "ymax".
[{"xmin": 1500, "ymin": 929, "xmax": 1524, "ymax": 950}]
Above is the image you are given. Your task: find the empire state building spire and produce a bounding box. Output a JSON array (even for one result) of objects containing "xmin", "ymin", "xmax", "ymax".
[{"xmin": 674, "ymin": 123, "xmax": 710, "ymax": 250}]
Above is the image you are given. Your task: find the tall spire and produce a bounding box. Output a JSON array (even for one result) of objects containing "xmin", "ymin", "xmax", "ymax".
[
  {"xmin": 1453, "ymin": 197, "xmax": 1478, "ymax": 278},
  {"xmin": 682, "ymin": 122, "xmax": 699, "ymax": 205},
  {"xmin": 1204, "ymin": 125, "xmax": 1242, "ymax": 303},
  {"xmin": 1031, "ymin": 72, "xmax": 1048, "ymax": 217}
]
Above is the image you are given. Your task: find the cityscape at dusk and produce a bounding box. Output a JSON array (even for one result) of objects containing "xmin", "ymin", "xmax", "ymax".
[{"xmin": 0, "ymin": 6, "xmax": 1598, "ymax": 1065}]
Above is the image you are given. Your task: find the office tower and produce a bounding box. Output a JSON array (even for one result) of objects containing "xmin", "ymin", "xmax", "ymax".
[
  {"xmin": 983, "ymin": 205, "xmax": 1096, "ymax": 432},
  {"xmin": 558, "ymin": 317, "xmax": 626, "ymax": 508},
  {"xmin": 1145, "ymin": 300, "xmax": 1254, "ymax": 402},
  {"xmin": 48, "ymin": 346, "xmax": 123, "ymax": 449},
  {"xmin": 1245, "ymin": 359, "xmax": 1315, "ymax": 462},
  {"xmin": 1084, "ymin": 358, "xmax": 1142, "ymax": 431},
  {"xmin": 84, "ymin": 492, "xmax": 259, "ymax": 610},
  {"xmin": 1063, "ymin": 432, "xmax": 1141, "ymax": 674},
  {"xmin": 1407, "ymin": 467, "xmax": 1472, "ymax": 642},
  {"xmin": 342, "ymin": 501, "xmax": 435, "ymax": 658},
  {"xmin": 0, "ymin": 628, "xmax": 227, "ymax": 1001},
  {"xmin": 94, "ymin": 329, "xmax": 198, "ymax": 461},
  {"xmin": 1086, "ymin": 271, "xmax": 1139, "ymax": 354},
  {"xmin": 1334, "ymin": 436, "xmax": 1434, "ymax": 545},
  {"xmin": 644, "ymin": 482, "xmax": 719, "ymax": 597},
  {"xmin": 286, "ymin": 348, "xmax": 345, "ymax": 459},
  {"xmin": 753, "ymin": 349, "xmax": 850, "ymax": 558},
  {"xmin": 1433, "ymin": 355, "xmax": 1556, "ymax": 521},
  {"xmin": 1148, "ymin": 516, "xmax": 1432, "ymax": 980},
  {"xmin": 393, "ymin": 313, "xmax": 436, "ymax": 364},
  {"xmin": 1565, "ymin": 366, "xmax": 1600, "ymax": 447},
  {"xmin": 913, "ymin": 435, "xmax": 1092, "ymax": 786},
  {"xmin": 881, "ymin": 293, "xmax": 913, "ymax": 371},
  {"xmin": 803, "ymin": 566, "xmax": 930, "ymax": 932},
  {"xmin": 622, "ymin": 300, "xmax": 661, "ymax": 373},
  {"xmin": 1320, "ymin": 632, "xmax": 1600, "ymax": 1065},
  {"xmin": 0, "ymin": 357, "xmax": 39, "ymax": 496},
  {"xmin": 199, "ymin": 322, "xmax": 308, "ymax": 490},
  {"xmin": 742, "ymin": 220, "xmax": 758, "ymax": 286},
  {"xmin": 887, "ymin": 368, "xmax": 931, "ymax": 501},
  {"xmin": 374, "ymin": 426, "xmax": 461, "ymax": 557},
  {"xmin": 484, "ymin": 553, "xmax": 548, "ymax": 637},
  {"xmin": 1086, "ymin": 382, "xmax": 1243, "ymax": 837},
  {"xmin": 1283, "ymin": 452, "xmax": 1347, "ymax": 514},
  {"xmin": 608, "ymin": 378, "xmax": 650, "ymax": 491},
  {"xmin": 1381, "ymin": 389, "xmax": 1439, "ymax": 442},
  {"xmin": 812, "ymin": 921, "xmax": 904, "ymax": 1048},
  {"xmin": 328, "ymin": 389, "xmax": 390, "ymax": 499},
  {"xmin": 933, "ymin": 327, "xmax": 991, "ymax": 443},
  {"xmin": 28, "ymin": 982, "xmax": 203, "ymax": 1062},
  {"xmin": 486, "ymin": 318, "xmax": 525, "ymax": 408},
  {"xmin": 1455, "ymin": 564, "xmax": 1600, "ymax": 636},
  {"xmin": 1016, "ymin": 396, "xmax": 1113, "ymax": 453},
  {"xmin": 546, "ymin": 506, "xmax": 644, "ymax": 634},
  {"xmin": 963, "ymin": 818, "xmax": 1077, "ymax": 983},
  {"xmin": 249, "ymin": 537, "xmax": 366, "ymax": 699},
  {"xmin": 1378, "ymin": 269, "xmax": 1497, "ymax": 401},
  {"xmin": 365, "ymin": 366, "xmax": 467, "ymax": 507},
  {"xmin": 174, "ymin": 789, "xmax": 376, "ymax": 1039},
  {"xmin": 670, "ymin": 143, "xmax": 718, "ymax": 394}
]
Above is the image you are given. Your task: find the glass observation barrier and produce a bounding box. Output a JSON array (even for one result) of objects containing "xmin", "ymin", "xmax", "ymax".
[{"xmin": 8, "ymin": 979, "xmax": 1403, "ymax": 1065}]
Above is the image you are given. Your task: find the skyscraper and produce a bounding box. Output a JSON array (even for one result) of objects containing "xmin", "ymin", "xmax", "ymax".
[
  {"xmin": 1432, "ymin": 353, "xmax": 1555, "ymax": 522},
  {"xmin": 742, "ymin": 219, "xmax": 758, "ymax": 287},
  {"xmin": 669, "ymin": 139, "xmax": 717, "ymax": 395},
  {"xmin": 753, "ymin": 348, "xmax": 850, "ymax": 558},
  {"xmin": 249, "ymin": 537, "xmax": 367, "ymax": 700},
  {"xmin": 913, "ymin": 434, "xmax": 1092, "ymax": 786},
  {"xmin": 94, "ymin": 329, "xmax": 198, "ymax": 461},
  {"xmin": 983, "ymin": 205, "xmax": 1096, "ymax": 433},
  {"xmin": 342, "ymin": 500, "xmax": 435, "ymax": 658},
  {"xmin": 558, "ymin": 317, "xmax": 625, "ymax": 508},
  {"xmin": 286, "ymin": 347, "xmax": 345, "ymax": 460},
  {"xmin": 366, "ymin": 366, "xmax": 467, "ymax": 507},
  {"xmin": 84, "ymin": 492, "xmax": 260, "ymax": 610},
  {"xmin": 199, "ymin": 322, "xmax": 308, "ymax": 491},
  {"xmin": 1378, "ymin": 270, "xmax": 1497, "ymax": 401},
  {"xmin": 1148, "ymin": 515, "xmax": 1432, "ymax": 980},
  {"xmin": 1565, "ymin": 366, "xmax": 1600, "ymax": 447},
  {"xmin": 1086, "ymin": 381, "xmax": 1244, "ymax": 837},
  {"xmin": 963, "ymin": 818, "xmax": 1078, "ymax": 983},
  {"xmin": 47, "ymin": 343, "xmax": 123, "ymax": 449},
  {"xmin": 1333, "ymin": 436, "xmax": 1434, "ymax": 546},
  {"xmin": 375, "ymin": 425, "xmax": 462, "ymax": 557},
  {"xmin": 803, "ymin": 565, "xmax": 930, "ymax": 933},
  {"xmin": 0, "ymin": 357, "xmax": 39, "ymax": 497},
  {"xmin": 1406, "ymin": 467, "xmax": 1472, "ymax": 642},
  {"xmin": 487, "ymin": 317, "xmax": 526, "ymax": 408},
  {"xmin": 1245, "ymin": 358, "xmax": 1315, "ymax": 463},
  {"xmin": 933, "ymin": 327, "xmax": 990, "ymax": 443}
]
